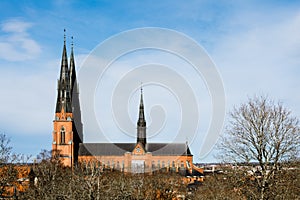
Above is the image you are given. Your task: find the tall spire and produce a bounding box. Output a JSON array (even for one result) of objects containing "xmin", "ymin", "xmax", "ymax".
[
  {"xmin": 60, "ymin": 29, "xmax": 69, "ymax": 82},
  {"xmin": 56, "ymin": 29, "xmax": 72, "ymax": 113},
  {"xmin": 137, "ymin": 84, "xmax": 146, "ymax": 146},
  {"xmin": 69, "ymin": 36, "xmax": 76, "ymax": 96}
]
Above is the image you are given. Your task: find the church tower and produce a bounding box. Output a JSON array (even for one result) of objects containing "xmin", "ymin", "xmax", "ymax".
[
  {"xmin": 52, "ymin": 32, "xmax": 82, "ymax": 167},
  {"xmin": 137, "ymin": 86, "xmax": 146, "ymax": 146}
]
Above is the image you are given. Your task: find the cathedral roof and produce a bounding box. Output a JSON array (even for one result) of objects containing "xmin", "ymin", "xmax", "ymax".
[
  {"xmin": 78, "ymin": 143, "xmax": 192, "ymax": 156},
  {"xmin": 79, "ymin": 143, "xmax": 135, "ymax": 156}
]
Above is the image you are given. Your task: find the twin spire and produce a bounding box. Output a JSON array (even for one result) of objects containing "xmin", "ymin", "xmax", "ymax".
[
  {"xmin": 55, "ymin": 30, "xmax": 77, "ymax": 113},
  {"xmin": 56, "ymin": 30, "xmax": 147, "ymax": 145}
]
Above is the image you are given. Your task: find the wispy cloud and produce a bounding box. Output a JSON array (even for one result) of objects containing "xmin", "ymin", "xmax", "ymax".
[
  {"xmin": 0, "ymin": 19, "xmax": 41, "ymax": 61},
  {"xmin": 213, "ymin": 8, "xmax": 300, "ymax": 116}
]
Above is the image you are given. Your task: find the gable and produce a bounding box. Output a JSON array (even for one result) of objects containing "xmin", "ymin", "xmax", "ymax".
[{"xmin": 132, "ymin": 143, "xmax": 145, "ymax": 155}]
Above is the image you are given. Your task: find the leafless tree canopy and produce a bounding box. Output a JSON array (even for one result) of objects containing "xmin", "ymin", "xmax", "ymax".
[
  {"xmin": 21, "ymin": 154, "xmax": 189, "ymax": 200},
  {"xmin": 219, "ymin": 96, "xmax": 300, "ymax": 199},
  {"xmin": 221, "ymin": 96, "xmax": 299, "ymax": 163},
  {"xmin": 0, "ymin": 133, "xmax": 13, "ymax": 164}
]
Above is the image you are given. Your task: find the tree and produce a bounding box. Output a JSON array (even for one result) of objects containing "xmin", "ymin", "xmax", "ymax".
[
  {"xmin": 23, "ymin": 158, "xmax": 189, "ymax": 200},
  {"xmin": 0, "ymin": 133, "xmax": 12, "ymax": 164},
  {"xmin": 0, "ymin": 133, "xmax": 24, "ymax": 197},
  {"xmin": 219, "ymin": 96, "xmax": 300, "ymax": 199}
]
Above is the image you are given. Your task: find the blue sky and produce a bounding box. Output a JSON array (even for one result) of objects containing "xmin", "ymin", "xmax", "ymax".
[{"xmin": 0, "ymin": 0, "xmax": 300, "ymax": 163}]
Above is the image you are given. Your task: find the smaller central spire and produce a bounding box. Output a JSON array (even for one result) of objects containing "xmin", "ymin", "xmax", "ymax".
[
  {"xmin": 138, "ymin": 83, "xmax": 145, "ymax": 122},
  {"xmin": 140, "ymin": 83, "xmax": 144, "ymax": 108},
  {"xmin": 137, "ymin": 83, "xmax": 146, "ymax": 146}
]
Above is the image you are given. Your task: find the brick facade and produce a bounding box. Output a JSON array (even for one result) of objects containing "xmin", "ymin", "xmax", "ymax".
[{"xmin": 52, "ymin": 36, "xmax": 196, "ymax": 174}]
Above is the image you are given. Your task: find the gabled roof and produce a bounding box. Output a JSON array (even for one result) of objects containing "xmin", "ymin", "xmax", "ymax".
[
  {"xmin": 79, "ymin": 143, "xmax": 135, "ymax": 156},
  {"xmin": 146, "ymin": 143, "xmax": 192, "ymax": 156},
  {"xmin": 78, "ymin": 143, "xmax": 193, "ymax": 156}
]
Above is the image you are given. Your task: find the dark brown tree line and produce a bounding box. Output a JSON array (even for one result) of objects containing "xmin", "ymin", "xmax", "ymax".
[
  {"xmin": 192, "ymin": 161, "xmax": 299, "ymax": 200},
  {"xmin": 20, "ymin": 151, "xmax": 189, "ymax": 200}
]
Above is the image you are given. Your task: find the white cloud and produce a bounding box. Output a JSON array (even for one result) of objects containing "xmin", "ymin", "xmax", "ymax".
[
  {"xmin": 2, "ymin": 20, "xmax": 32, "ymax": 33},
  {"xmin": 0, "ymin": 19, "xmax": 41, "ymax": 61},
  {"xmin": 213, "ymin": 9, "xmax": 300, "ymax": 118}
]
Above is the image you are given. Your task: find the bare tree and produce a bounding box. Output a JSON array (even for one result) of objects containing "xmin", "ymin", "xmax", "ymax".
[
  {"xmin": 23, "ymin": 161, "xmax": 189, "ymax": 200},
  {"xmin": 219, "ymin": 96, "xmax": 300, "ymax": 199},
  {"xmin": 0, "ymin": 133, "xmax": 16, "ymax": 196},
  {"xmin": 0, "ymin": 133, "xmax": 30, "ymax": 198},
  {"xmin": 0, "ymin": 133, "xmax": 12, "ymax": 164}
]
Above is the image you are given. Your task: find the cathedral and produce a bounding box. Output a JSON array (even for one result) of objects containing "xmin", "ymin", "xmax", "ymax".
[{"xmin": 52, "ymin": 35, "xmax": 199, "ymax": 175}]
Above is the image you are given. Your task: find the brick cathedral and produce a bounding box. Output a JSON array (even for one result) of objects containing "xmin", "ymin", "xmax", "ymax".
[{"xmin": 52, "ymin": 35, "xmax": 201, "ymax": 175}]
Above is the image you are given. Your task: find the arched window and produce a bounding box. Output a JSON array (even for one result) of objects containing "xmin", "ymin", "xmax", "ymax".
[
  {"xmin": 116, "ymin": 161, "xmax": 120, "ymax": 170},
  {"xmin": 60, "ymin": 126, "xmax": 65, "ymax": 144},
  {"xmin": 152, "ymin": 161, "xmax": 155, "ymax": 170},
  {"xmin": 157, "ymin": 160, "xmax": 161, "ymax": 169},
  {"xmin": 111, "ymin": 160, "xmax": 114, "ymax": 169},
  {"xmin": 181, "ymin": 161, "xmax": 184, "ymax": 168}
]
